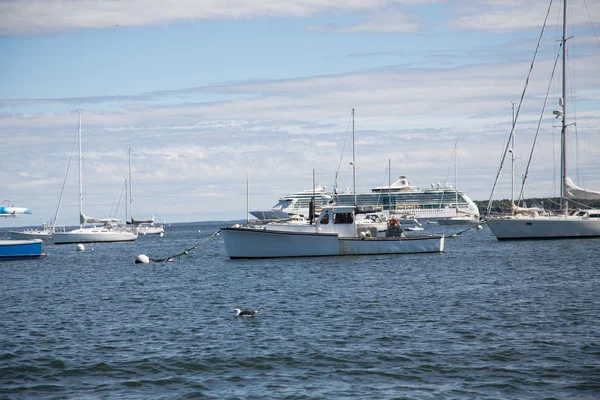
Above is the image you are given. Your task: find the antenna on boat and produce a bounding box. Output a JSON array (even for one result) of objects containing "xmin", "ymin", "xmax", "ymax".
[
  {"xmin": 388, "ymin": 159, "xmax": 391, "ymax": 212},
  {"xmin": 310, "ymin": 169, "xmax": 316, "ymax": 225}
]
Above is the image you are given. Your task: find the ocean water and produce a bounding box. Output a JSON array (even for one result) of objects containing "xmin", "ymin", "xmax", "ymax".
[{"xmin": 1, "ymin": 223, "xmax": 599, "ymax": 399}]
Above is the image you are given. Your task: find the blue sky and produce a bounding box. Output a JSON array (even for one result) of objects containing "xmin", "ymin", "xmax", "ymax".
[{"xmin": 1, "ymin": 0, "xmax": 599, "ymax": 227}]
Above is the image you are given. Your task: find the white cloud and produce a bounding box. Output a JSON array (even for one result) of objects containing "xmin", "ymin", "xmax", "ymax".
[
  {"xmin": 0, "ymin": 0, "xmax": 430, "ymax": 35},
  {"xmin": 450, "ymin": 0, "xmax": 600, "ymax": 33}
]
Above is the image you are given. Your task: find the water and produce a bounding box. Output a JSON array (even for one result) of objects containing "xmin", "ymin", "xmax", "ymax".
[{"xmin": 1, "ymin": 223, "xmax": 599, "ymax": 399}]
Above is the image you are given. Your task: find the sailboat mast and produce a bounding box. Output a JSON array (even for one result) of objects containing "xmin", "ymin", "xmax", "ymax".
[
  {"xmin": 78, "ymin": 112, "xmax": 83, "ymax": 229},
  {"xmin": 246, "ymin": 173, "xmax": 249, "ymax": 225},
  {"xmin": 352, "ymin": 108, "xmax": 356, "ymax": 207},
  {"xmin": 560, "ymin": 0, "xmax": 568, "ymax": 213},
  {"xmin": 511, "ymin": 102, "xmax": 515, "ymax": 208},
  {"xmin": 128, "ymin": 148, "xmax": 133, "ymax": 221}
]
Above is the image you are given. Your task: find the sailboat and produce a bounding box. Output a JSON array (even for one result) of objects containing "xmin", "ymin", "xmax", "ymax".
[
  {"xmin": 487, "ymin": 0, "xmax": 600, "ymax": 240},
  {"xmin": 53, "ymin": 113, "xmax": 138, "ymax": 245},
  {"xmin": 437, "ymin": 143, "xmax": 480, "ymax": 225},
  {"xmin": 125, "ymin": 149, "xmax": 165, "ymax": 236}
]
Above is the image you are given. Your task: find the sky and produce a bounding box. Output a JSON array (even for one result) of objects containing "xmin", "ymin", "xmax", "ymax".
[{"xmin": 1, "ymin": 0, "xmax": 599, "ymax": 227}]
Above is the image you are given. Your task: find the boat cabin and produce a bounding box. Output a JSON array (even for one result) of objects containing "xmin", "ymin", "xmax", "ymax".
[{"xmin": 315, "ymin": 206, "xmax": 358, "ymax": 238}]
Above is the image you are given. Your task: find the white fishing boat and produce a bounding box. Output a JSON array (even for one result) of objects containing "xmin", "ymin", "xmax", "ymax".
[
  {"xmin": 221, "ymin": 205, "xmax": 444, "ymax": 259},
  {"xmin": 486, "ymin": 0, "xmax": 600, "ymax": 240},
  {"xmin": 53, "ymin": 113, "xmax": 138, "ymax": 245}
]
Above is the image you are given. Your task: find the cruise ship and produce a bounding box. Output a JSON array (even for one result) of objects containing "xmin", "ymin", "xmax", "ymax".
[{"xmin": 250, "ymin": 175, "xmax": 480, "ymax": 221}]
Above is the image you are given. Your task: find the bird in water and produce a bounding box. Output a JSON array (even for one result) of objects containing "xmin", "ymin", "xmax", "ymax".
[{"xmin": 235, "ymin": 308, "xmax": 263, "ymax": 317}]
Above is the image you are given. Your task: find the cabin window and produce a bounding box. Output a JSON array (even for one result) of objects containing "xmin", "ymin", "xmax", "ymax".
[
  {"xmin": 334, "ymin": 212, "xmax": 354, "ymax": 224},
  {"xmin": 589, "ymin": 214, "xmax": 600, "ymax": 218},
  {"xmin": 320, "ymin": 212, "xmax": 330, "ymax": 225}
]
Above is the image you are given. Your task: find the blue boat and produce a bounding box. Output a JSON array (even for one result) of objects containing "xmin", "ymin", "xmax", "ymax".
[{"xmin": 0, "ymin": 239, "xmax": 46, "ymax": 260}]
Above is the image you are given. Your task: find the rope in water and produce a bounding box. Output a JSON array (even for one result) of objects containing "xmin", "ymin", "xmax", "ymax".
[
  {"xmin": 447, "ymin": 220, "xmax": 487, "ymax": 238},
  {"xmin": 149, "ymin": 229, "xmax": 221, "ymax": 262}
]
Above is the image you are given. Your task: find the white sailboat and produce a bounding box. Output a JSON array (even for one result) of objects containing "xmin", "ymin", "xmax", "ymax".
[
  {"xmin": 53, "ymin": 113, "xmax": 138, "ymax": 245},
  {"xmin": 126, "ymin": 149, "xmax": 165, "ymax": 236},
  {"xmin": 437, "ymin": 143, "xmax": 480, "ymax": 225},
  {"xmin": 487, "ymin": 0, "xmax": 600, "ymax": 240}
]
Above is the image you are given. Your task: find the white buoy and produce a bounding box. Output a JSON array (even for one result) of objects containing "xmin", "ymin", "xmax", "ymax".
[
  {"xmin": 76, "ymin": 244, "xmax": 84, "ymax": 252},
  {"xmin": 477, "ymin": 225, "xmax": 483, "ymax": 230},
  {"xmin": 135, "ymin": 254, "xmax": 150, "ymax": 264},
  {"xmin": 159, "ymin": 232, "xmax": 164, "ymax": 237}
]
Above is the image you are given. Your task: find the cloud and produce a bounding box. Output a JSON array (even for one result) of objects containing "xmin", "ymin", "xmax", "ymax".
[
  {"xmin": 0, "ymin": 0, "xmax": 430, "ymax": 35},
  {"xmin": 450, "ymin": 0, "xmax": 600, "ymax": 33}
]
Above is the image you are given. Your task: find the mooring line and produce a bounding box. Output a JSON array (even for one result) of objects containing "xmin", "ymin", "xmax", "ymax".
[
  {"xmin": 447, "ymin": 221, "xmax": 486, "ymax": 238},
  {"xmin": 137, "ymin": 230, "xmax": 221, "ymax": 263}
]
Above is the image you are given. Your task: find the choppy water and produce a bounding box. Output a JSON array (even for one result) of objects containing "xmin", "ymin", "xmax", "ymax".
[{"xmin": 1, "ymin": 222, "xmax": 599, "ymax": 399}]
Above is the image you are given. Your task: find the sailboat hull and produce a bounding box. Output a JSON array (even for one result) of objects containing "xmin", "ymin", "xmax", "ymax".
[
  {"xmin": 53, "ymin": 228, "xmax": 138, "ymax": 244},
  {"xmin": 8, "ymin": 230, "xmax": 53, "ymax": 240},
  {"xmin": 487, "ymin": 217, "xmax": 600, "ymax": 240}
]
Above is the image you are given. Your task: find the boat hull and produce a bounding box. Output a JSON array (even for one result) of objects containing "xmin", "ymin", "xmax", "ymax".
[
  {"xmin": 138, "ymin": 226, "xmax": 165, "ymax": 235},
  {"xmin": 53, "ymin": 228, "xmax": 138, "ymax": 244},
  {"xmin": 220, "ymin": 227, "xmax": 444, "ymax": 259},
  {"xmin": 8, "ymin": 231, "xmax": 53, "ymax": 240},
  {"xmin": 0, "ymin": 239, "xmax": 45, "ymax": 260},
  {"xmin": 487, "ymin": 217, "xmax": 600, "ymax": 240},
  {"xmin": 436, "ymin": 217, "xmax": 480, "ymax": 226}
]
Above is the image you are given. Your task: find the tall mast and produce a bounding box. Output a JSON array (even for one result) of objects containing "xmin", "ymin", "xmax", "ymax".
[
  {"xmin": 352, "ymin": 108, "xmax": 356, "ymax": 207},
  {"xmin": 246, "ymin": 172, "xmax": 249, "ymax": 224},
  {"xmin": 560, "ymin": 0, "xmax": 568, "ymax": 213},
  {"xmin": 510, "ymin": 102, "xmax": 515, "ymax": 209},
  {"xmin": 78, "ymin": 111, "xmax": 83, "ymax": 228},
  {"xmin": 128, "ymin": 148, "xmax": 133, "ymax": 221}
]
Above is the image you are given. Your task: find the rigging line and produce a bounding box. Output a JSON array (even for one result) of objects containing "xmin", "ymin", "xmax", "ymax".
[
  {"xmin": 582, "ymin": 0, "xmax": 600, "ymax": 49},
  {"xmin": 149, "ymin": 229, "xmax": 222, "ymax": 263},
  {"xmin": 374, "ymin": 161, "xmax": 390, "ymax": 207},
  {"xmin": 516, "ymin": 47, "xmax": 562, "ymax": 205},
  {"xmin": 53, "ymin": 128, "xmax": 79, "ymax": 230},
  {"xmin": 486, "ymin": 0, "xmax": 555, "ymax": 215},
  {"xmin": 334, "ymin": 116, "xmax": 353, "ymax": 192}
]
